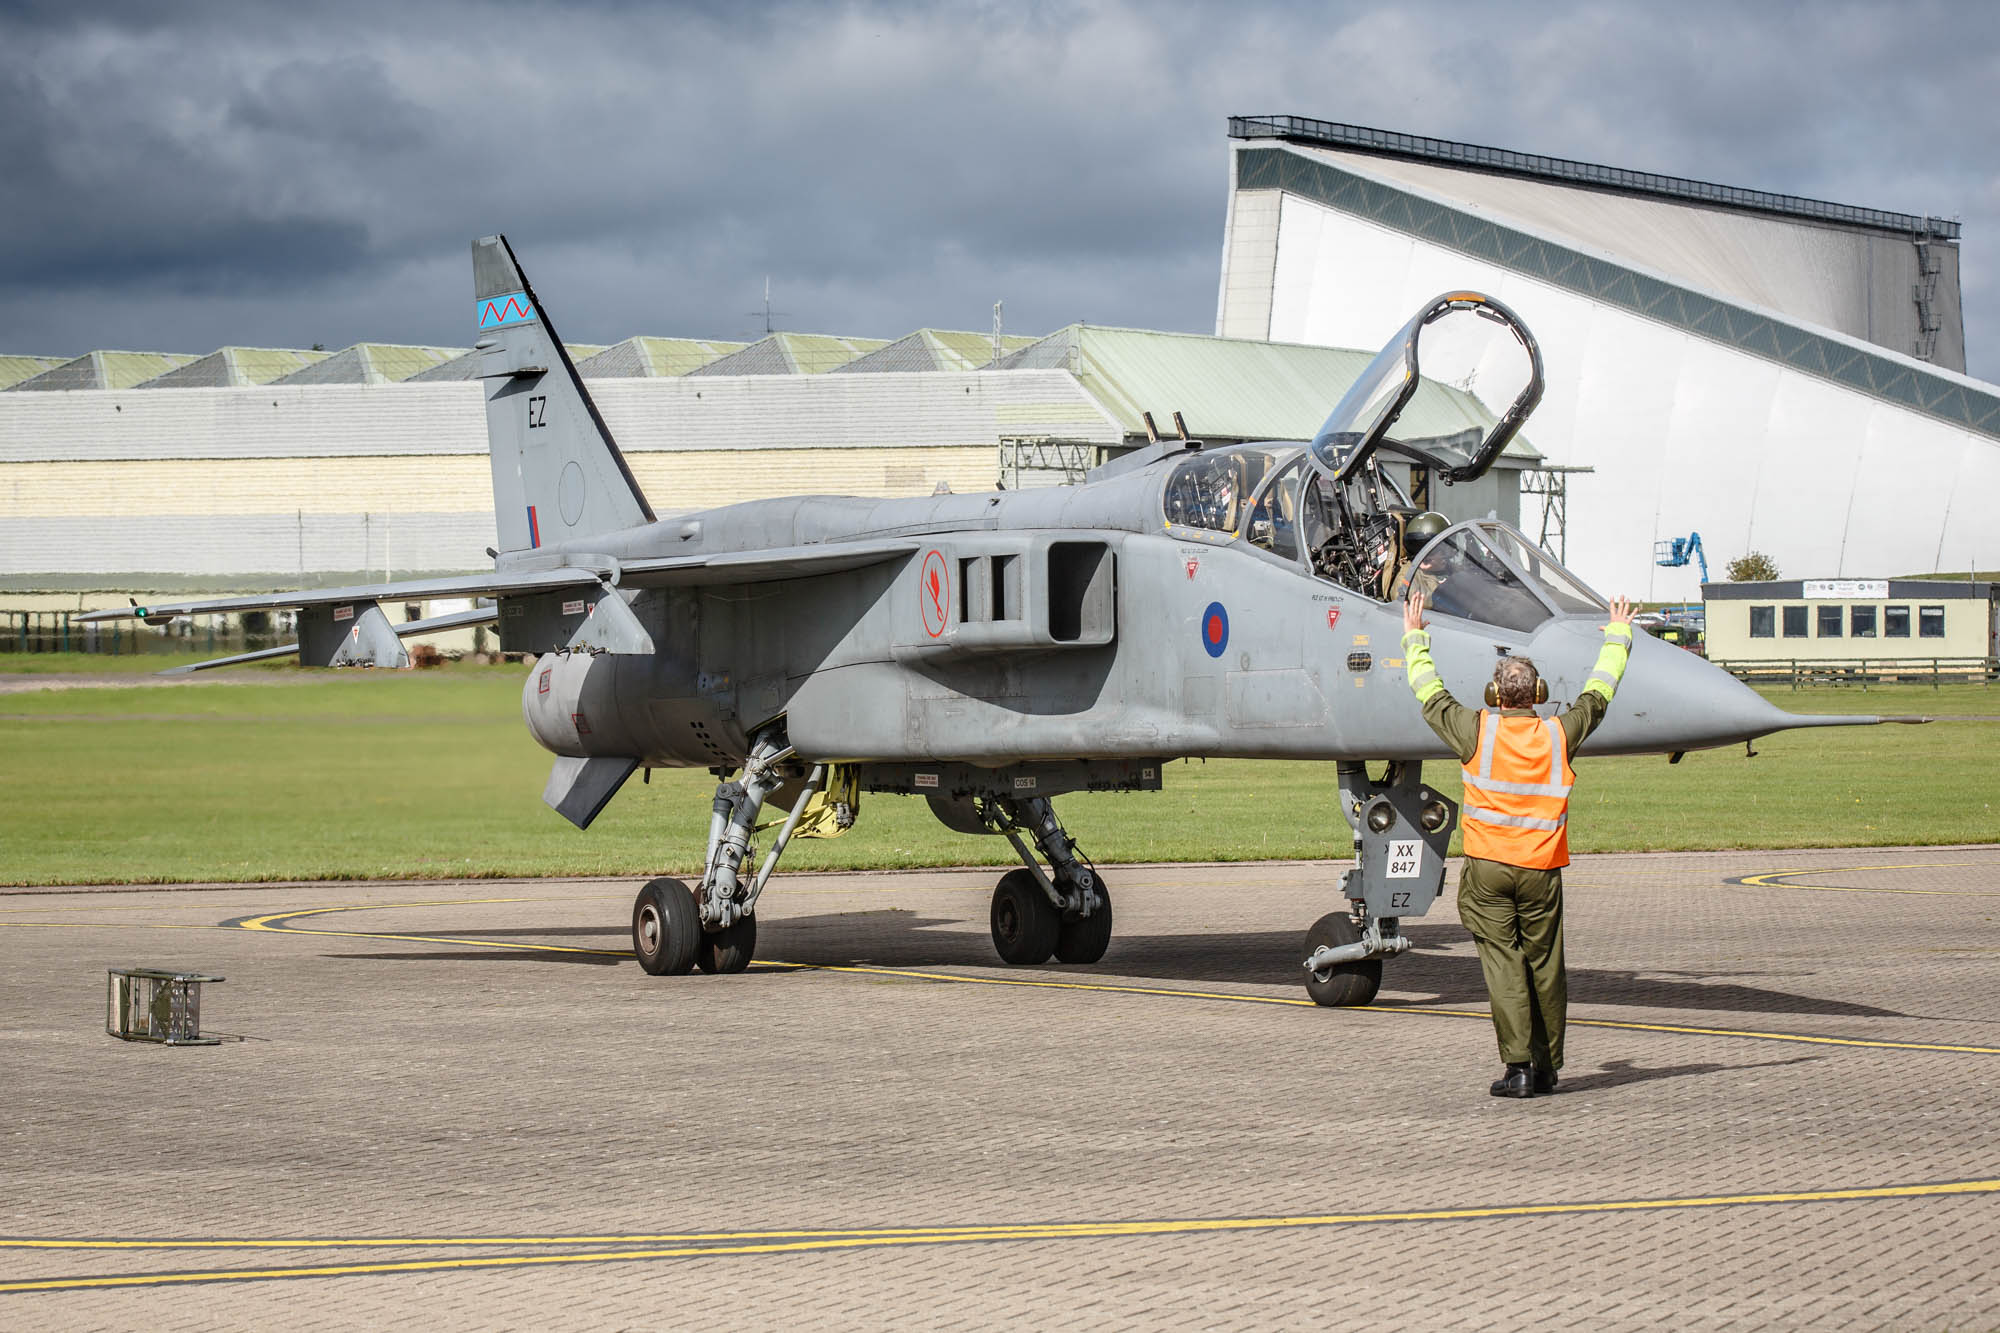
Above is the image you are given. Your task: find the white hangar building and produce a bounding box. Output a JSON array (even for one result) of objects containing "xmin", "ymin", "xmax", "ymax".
[{"xmin": 1217, "ymin": 116, "xmax": 1996, "ymax": 599}]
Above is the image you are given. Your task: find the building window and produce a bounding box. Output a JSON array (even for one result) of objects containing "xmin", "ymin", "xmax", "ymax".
[
  {"xmin": 1885, "ymin": 605, "xmax": 1910, "ymax": 637},
  {"xmin": 1850, "ymin": 606, "xmax": 1877, "ymax": 638},
  {"xmin": 1817, "ymin": 605, "xmax": 1843, "ymax": 637},
  {"xmin": 1749, "ymin": 606, "xmax": 1775, "ymax": 638},
  {"xmin": 1919, "ymin": 605, "xmax": 1946, "ymax": 638},
  {"xmin": 1782, "ymin": 605, "xmax": 1808, "ymax": 638}
]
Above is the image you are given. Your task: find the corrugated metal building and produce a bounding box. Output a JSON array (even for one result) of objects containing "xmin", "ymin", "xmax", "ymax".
[{"xmin": 1217, "ymin": 116, "xmax": 1994, "ymax": 599}]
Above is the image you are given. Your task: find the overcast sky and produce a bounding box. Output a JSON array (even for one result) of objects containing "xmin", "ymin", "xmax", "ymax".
[{"xmin": 5, "ymin": 1, "xmax": 1998, "ymax": 380}]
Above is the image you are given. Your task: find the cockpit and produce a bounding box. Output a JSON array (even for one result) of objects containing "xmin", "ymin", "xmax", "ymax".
[
  {"xmin": 1162, "ymin": 443, "xmax": 1604, "ymax": 634},
  {"xmin": 1157, "ymin": 289, "xmax": 1593, "ymax": 635}
]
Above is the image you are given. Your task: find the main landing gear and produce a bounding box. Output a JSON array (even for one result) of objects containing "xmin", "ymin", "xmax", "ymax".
[
  {"xmin": 979, "ymin": 796, "xmax": 1110, "ymax": 966},
  {"xmin": 631, "ymin": 728, "xmax": 838, "ymax": 977},
  {"xmin": 1300, "ymin": 761, "xmax": 1457, "ymax": 1006}
]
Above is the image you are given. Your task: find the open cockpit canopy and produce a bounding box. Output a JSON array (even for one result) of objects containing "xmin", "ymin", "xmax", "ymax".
[
  {"xmin": 1306, "ymin": 292, "xmax": 1543, "ymax": 488},
  {"xmin": 1397, "ymin": 520, "xmax": 1605, "ymax": 635}
]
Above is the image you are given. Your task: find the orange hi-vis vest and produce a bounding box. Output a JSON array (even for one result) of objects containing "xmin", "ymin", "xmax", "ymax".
[{"xmin": 1461, "ymin": 710, "xmax": 1576, "ymax": 870}]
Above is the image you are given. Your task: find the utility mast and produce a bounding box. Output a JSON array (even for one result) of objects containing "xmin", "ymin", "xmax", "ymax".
[{"xmin": 747, "ymin": 277, "xmax": 789, "ymax": 336}]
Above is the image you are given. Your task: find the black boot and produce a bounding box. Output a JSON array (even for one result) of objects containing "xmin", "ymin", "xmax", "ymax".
[
  {"xmin": 1489, "ymin": 1063, "xmax": 1534, "ymax": 1098},
  {"xmin": 1532, "ymin": 1066, "xmax": 1559, "ymax": 1095}
]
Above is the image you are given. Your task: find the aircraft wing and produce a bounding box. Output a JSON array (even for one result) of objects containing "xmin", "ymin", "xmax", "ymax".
[
  {"xmin": 74, "ymin": 568, "xmax": 606, "ymax": 625},
  {"xmin": 79, "ymin": 541, "xmax": 922, "ymax": 674},
  {"xmin": 154, "ymin": 604, "xmax": 502, "ymax": 675},
  {"xmin": 618, "ymin": 540, "xmax": 920, "ymax": 587}
]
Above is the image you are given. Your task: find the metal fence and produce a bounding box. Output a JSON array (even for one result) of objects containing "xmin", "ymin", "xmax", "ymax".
[
  {"xmin": 1710, "ymin": 657, "xmax": 1997, "ymax": 689},
  {"xmin": 2, "ymin": 610, "xmax": 287, "ymax": 658}
]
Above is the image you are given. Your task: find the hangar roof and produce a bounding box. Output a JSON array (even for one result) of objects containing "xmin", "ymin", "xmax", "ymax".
[
  {"xmin": 7, "ymin": 351, "xmax": 200, "ymax": 392},
  {"xmin": 0, "ymin": 355, "xmax": 65, "ymax": 390},
  {"xmin": 689, "ymin": 332, "xmax": 889, "ymax": 376},
  {"xmin": 575, "ymin": 336, "xmax": 744, "ymax": 377},
  {"xmin": 406, "ymin": 344, "xmax": 603, "ymax": 382},
  {"xmin": 994, "ymin": 324, "xmax": 1537, "ymax": 460},
  {"xmin": 138, "ymin": 347, "xmax": 329, "ymax": 388},
  {"xmin": 836, "ymin": 330, "xmax": 1037, "ymax": 373},
  {"xmin": 271, "ymin": 343, "xmax": 468, "ymax": 386},
  {"xmin": 1231, "ymin": 116, "xmax": 1959, "ymax": 239}
]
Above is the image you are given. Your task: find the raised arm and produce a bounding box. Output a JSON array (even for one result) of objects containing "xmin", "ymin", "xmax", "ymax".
[
  {"xmin": 1402, "ymin": 593, "xmax": 1480, "ymax": 762},
  {"xmin": 1561, "ymin": 595, "xmax": 1636, "ymax": 748}
]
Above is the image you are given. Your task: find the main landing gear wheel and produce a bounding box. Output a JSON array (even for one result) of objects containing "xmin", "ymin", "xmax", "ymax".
[
  {"xmin": 696, "ymin": 915, "xmax": 757, "ymax": 975},
  {"xmin": 990, "ymin": 868, "xmax": 1060, "ymax": 965},
  {"xmin": 1054, "ymin": 876, "xmax": 1112, "ymax": 965},
  {"xmin": 1302, "ymin": 911, "xmax": 1382, "ymax": 1007},
  {"xmin": 633, "ymin": 877, "xmax": 699, "ymax": 977}
]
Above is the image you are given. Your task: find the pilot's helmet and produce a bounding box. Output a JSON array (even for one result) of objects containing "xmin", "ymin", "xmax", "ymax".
[{"xmin": 1402, "ymin": 511, "xmax": 1449, "ymax": 558}]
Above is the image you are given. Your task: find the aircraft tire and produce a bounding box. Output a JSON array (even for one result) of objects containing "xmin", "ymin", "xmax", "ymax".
[
  {"xmin": 1302, "ymin": 911, "xmax": 1382, "ymax": 1007},
  {"xmin": 696, "ymin": 914, "xmax": 757, "ymax": 975},
  {"xmin": 633, "ymin": 877, "xmax": 700, "ymax": 976},
  {"xmin": 1053, "ymin": 876, "xmax": 1113, "ymax": 965},
  {"xmin": 990, "ymin": 869, "xmax": 1059, "ymax": 965}
]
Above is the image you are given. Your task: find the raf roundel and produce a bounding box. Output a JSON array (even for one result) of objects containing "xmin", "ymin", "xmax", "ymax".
[{"xmin": 1200, "ymin": 601, "xmax": 1229, "ymax": 658}]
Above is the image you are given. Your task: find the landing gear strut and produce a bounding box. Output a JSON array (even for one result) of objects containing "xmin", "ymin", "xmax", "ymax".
[
  {"xmin": 629, "ymin": 725, "xmax": 838, "ymax": 978},
  {"xmin": 1301, "ymin": 761, "xmax": 1457, "ymax": 1006},
  {"xmin": 981, "ymin": 796, "xmax": 1111, "ymax": 966}
]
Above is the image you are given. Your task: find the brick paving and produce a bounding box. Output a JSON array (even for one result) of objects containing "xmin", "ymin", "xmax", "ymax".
[{"xmin": 2, "ymin": 847, "xmax": 1997, "ymax": 1328}]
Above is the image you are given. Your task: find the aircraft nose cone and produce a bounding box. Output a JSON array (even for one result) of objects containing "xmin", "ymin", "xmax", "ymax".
[{"xmin": 1535, "ymin": 619, "xmax": 1825, "ymax": 754}]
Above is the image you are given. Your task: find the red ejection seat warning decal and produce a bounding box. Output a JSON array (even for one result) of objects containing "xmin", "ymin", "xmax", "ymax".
[{"xmin": 920, "ymin": 550, "xmax": 951, "ymax": 638}]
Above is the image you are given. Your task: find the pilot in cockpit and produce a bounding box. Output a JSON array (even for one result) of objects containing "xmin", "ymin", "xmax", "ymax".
[{"xmin": 1390, "ymin": 511, "xmax": 1451, "ymax": 602}]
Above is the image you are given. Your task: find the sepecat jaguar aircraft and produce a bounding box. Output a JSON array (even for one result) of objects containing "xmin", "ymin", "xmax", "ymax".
[{"xmin": 82, "ymin": 237, "xmax": 1888, "ymax": 1004}]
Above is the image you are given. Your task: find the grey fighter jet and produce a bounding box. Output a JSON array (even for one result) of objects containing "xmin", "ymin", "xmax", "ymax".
[{"xmin": 83, "ymin": 240, "xmax": 1886, "ymax": 1003}]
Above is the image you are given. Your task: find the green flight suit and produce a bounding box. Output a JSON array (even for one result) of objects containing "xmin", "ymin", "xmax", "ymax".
[{"xmin": 1402, "ymin": 621, "xmax": 1632, "ymax": 1071}]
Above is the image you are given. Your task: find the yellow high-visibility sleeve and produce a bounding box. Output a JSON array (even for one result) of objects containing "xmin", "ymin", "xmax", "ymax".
[
  {"xmin": 1403, "ymin": 628, "xmax": 1445, "ymax": 703},
  {"xmin": 1584, "ymin": 622, "xmax": 1633, "ymax": 702}
]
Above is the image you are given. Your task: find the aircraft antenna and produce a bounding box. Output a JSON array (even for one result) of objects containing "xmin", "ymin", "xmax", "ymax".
[
  {"xmin": 1172, "ymin": 411, "xmax": 1191, "ymax": 441},
  {"xmin": 992, "ymin": 300, "xmax": 1004, "ymax": 366},
  {"xmin": 1141, "ymin": 412, "xmax": 1160, "ymax": 443}
]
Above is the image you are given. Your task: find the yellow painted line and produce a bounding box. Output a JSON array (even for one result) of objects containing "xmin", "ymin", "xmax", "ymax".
[
  {"xmin": 1735, "ymin": 863, "xmax": 1996, "ymax": 897},
  {"xmin": 4, "ymin": 1178, "xmax": 1997, "ymax": 1292}
]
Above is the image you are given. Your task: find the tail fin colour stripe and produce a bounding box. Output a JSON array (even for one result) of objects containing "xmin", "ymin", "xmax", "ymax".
[{"xmin": 474, "ymin": 235, "xmax": 655, "ymax": 556}]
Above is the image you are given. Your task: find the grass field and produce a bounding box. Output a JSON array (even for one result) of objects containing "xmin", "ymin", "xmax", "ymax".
[{"xmin": 2, "ymin": 662, "xmax": 1993, "ymax": 886}]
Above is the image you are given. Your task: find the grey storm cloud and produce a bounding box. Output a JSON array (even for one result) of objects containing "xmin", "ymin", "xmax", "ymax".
[{"xmin": 2, "ymin": 0, "xmax": 1998, "ymax": 378}]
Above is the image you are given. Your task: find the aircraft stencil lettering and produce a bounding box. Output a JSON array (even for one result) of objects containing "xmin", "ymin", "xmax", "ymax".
[{"xmin": 83, "ymin": 240, "xmax": 1892, "ymax": 1000}]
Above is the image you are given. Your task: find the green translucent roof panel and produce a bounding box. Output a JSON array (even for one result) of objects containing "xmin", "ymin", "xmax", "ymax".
[{"xmin": 0, "ymin": 355, "xmax": 65, "ymax": 390}]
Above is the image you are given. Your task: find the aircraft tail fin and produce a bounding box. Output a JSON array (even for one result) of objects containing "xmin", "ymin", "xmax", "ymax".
[{"xmin": 472, "ymin": 235, "xmax": 654, "ymax": 554}]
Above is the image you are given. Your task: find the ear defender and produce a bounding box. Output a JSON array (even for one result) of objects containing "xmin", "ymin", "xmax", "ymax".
[{"xmin": 1485, "ymin": 664, "xmax": 1550, "ymax": 707}]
